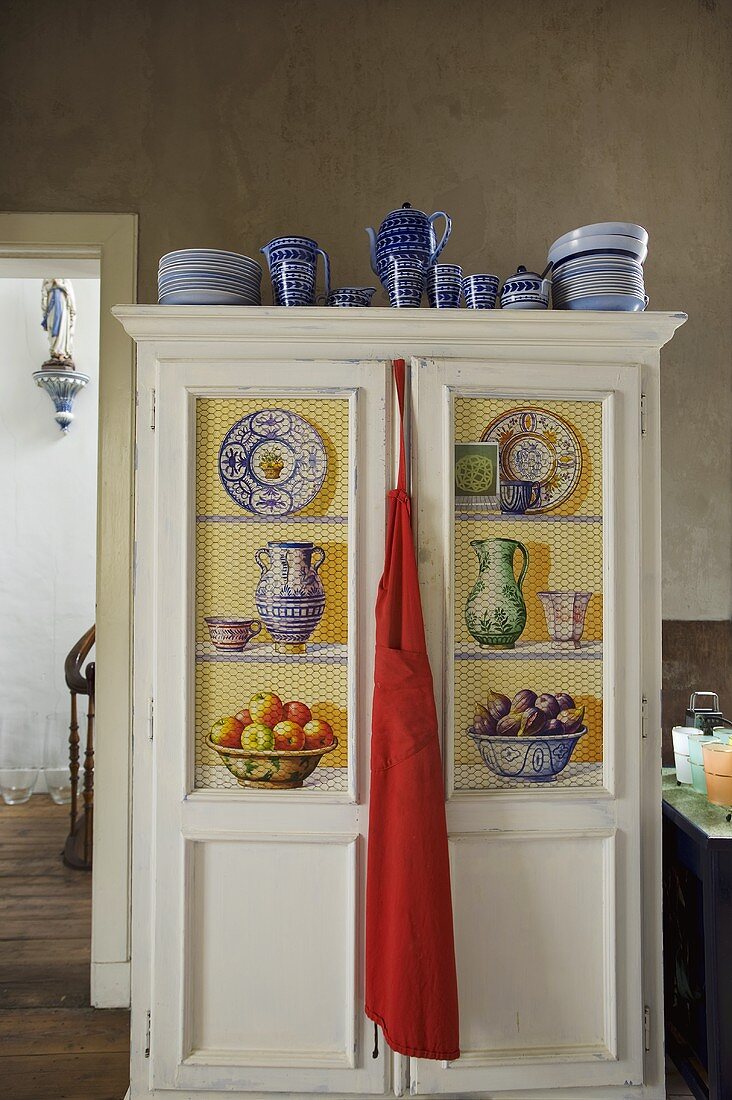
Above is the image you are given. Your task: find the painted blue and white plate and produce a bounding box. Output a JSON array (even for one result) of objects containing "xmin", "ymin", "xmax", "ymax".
[
  {"xmin": 481, "ymin": 406, "xmax": 583, "ymax": 513},
  {"xmin": 218, "ymin": 409, "xmax": 328, "ymax": 515}
]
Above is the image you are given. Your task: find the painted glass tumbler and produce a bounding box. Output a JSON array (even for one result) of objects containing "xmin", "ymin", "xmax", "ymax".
[
  {"xmin": 384, "ymin": 258, "xmax": 424, "ymax": 308},
  {"xmin": 426, "ymin": 263, "xmax": 462, "ymax": 308},
  {"xmin": 462, "ymin": 274, "xmax": 499, "ymax": 309},
  {"xmin": 254, "ymin": 541, "xmax": 326, "ymax": 653},
  {"xmin": 537, "ymin": 590, "xmax": 592, "ymax": 649},
  {"xmin": 465, "ymin": 537, "xmax": 529, "ymax": 648}
]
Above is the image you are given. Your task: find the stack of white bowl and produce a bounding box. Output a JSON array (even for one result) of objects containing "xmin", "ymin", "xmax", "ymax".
[
  {"xmin": 549, "ymin": 223, "xmax": 649, "ymax": 311},
  {"xmin": 158, "ymin": 249, "xmax": 262, "ymax": 305}
]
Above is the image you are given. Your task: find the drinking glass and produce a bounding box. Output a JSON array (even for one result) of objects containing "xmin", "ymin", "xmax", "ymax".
[
  {"xmin": 43, "ymin": 713, "xmax": 72, "ymax": 804},
  {"xmin": 45, "ymin": 767, "xmax": 72, "ymax": 804},
  {"xmin": 0, "ymin": 712, "xmax": 42, "ymax": 805},
  {"xmin": 0, "ymin": 768, "xmax": 39, "ymax": 805}
]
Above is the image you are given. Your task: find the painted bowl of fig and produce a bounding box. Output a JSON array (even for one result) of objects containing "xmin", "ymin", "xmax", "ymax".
[
  {"xmin": 205, "ymin": 735, "xmax": 337, "ymax": 789},
  {"xmin": 468, "ymin": 728, "xmax": 586, "ymax": 782}
]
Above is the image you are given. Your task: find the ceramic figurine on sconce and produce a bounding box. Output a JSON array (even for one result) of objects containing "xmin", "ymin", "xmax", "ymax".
[
  {"xmin": 34, "ymin": 279, "xmax": 89, "ymax": 433},
  {"xmin": 41, "ymin": 279, "xmax": 77, "ymax": 366}
]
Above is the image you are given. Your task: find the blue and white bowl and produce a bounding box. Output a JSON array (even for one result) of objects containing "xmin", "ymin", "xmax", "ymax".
[
  {"xmin": 549, "ymin": 228, "xmax": 649, "ymax": 311},
  {"xmin": 469, "ymin": 727, "xmax": 587, "ymax": 782},
  {"xmin": 560, "ymin": 294, "xmax": 648, "ymax": 312}
]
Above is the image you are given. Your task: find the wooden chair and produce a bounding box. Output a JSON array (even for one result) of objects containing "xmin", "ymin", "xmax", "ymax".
[{"xmin": 63, "ymin": 625, "xmax": 95, "ymax": 870}]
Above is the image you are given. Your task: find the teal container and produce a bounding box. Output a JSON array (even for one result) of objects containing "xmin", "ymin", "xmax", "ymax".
[
  {"xmin": 712, "ymin": 726, "xmax": 732, "ymax": 744},
  {"xmin": 690, "ymin": 762, "xmax": 707, "ymax": 794},
  {"xmin": 689, "ymin": 734, "xmax": 714, "ymax": 794}
]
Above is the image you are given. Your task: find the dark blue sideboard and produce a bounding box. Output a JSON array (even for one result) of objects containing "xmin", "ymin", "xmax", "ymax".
[{"xmin": 663, "ymin": 770, "xmax": 732, "ymax": 1100}]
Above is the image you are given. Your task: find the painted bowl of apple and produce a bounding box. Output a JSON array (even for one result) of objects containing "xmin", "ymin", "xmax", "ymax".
[
  {"xmin": 205, "ymin": 734, "xmax": 338, "ymax": 790},
  {"xmin": 468, "ymin": 728, "xmax": 586, "ymax": 782}
]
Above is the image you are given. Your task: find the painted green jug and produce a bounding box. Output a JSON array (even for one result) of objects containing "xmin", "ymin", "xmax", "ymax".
[{"xmin": 465, "ymin": 537, "xmax": 529, "ymax": 649}]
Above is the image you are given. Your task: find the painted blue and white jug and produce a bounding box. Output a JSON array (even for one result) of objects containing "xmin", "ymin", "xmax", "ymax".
[
  {"xmin": 365, "ymin": 202, "xmax": 452, "ymax": 286},
  {"xmin": 260, "ymin": 236, "xmax": 331, "ymax": 303},
  {"xmin": 254, "ymin": 540, "xmax": 326, "ymax": 653}
]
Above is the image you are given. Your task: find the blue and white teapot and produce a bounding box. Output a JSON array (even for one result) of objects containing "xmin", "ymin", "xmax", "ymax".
[{"xmin": 366, "ymin": 202, "xmax": 452, "ymax": 287}]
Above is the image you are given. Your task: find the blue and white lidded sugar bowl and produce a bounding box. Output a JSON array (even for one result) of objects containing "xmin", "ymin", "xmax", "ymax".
[
  {"xmin": 365, "ymin": 202, "xmax": 452, "ymax": 287},
  {"xmin": 500, "ymin": 265, "xmax": 551, "ymax": 310}
]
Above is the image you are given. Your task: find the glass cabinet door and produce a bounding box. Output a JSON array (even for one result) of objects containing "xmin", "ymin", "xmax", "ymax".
[
  {"xmin": 194, "ymin": 395, "xmax": 353, "ymax": 797},
  {"xmin": 411, "ymin": 356, "xmax": 646, "ymax": 1096},
  {"xmin": 451, "ymin": 395, "xmax": 605, "ymax": 795}
]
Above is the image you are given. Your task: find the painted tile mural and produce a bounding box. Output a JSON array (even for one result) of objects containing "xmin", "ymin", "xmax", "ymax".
[
  {"xmin": 194, "ymin": 397, "xmax": 351, "ymax": 793},
  {"xmin": 452, "ymin": 397, "xmax": 604, "ymax": 792}
]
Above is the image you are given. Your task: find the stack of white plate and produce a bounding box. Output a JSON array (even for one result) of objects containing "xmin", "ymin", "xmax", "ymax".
[
  {"xmin": 548, "ymin": 223, "xmax": 649, "ymax": 311},
  {"xmin": 158, "ymin": 249, "xmax": 262, "ymax": 305}
]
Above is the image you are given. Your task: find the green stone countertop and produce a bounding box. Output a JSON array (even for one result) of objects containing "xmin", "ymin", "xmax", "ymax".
[{"xmin": 662, "ymin": 767, "xmax": 732, "ymax": 839}]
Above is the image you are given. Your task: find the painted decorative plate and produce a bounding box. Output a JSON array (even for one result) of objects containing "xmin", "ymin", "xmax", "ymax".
[
  {"xmin": 218, "ymin": 409, "xmax": 327, "ymax": 516},
  {"xmin": 480, "ymin": 406, "xmax": 583, "ymax": 513}
]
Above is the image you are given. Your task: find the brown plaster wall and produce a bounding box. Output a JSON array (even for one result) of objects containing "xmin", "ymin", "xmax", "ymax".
[
  {"xmin": 1, "ymin": 0, "xmax": 730, "ymax": 621},
  {"xmin": 662, "ymin": 620, "xmax": 732, "ymax": 761}
]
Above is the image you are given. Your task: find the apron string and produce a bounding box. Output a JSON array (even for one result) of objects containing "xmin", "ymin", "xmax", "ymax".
[{"xmin": 393, "ymin": 359, "xmax": 407, "ymax": 495}]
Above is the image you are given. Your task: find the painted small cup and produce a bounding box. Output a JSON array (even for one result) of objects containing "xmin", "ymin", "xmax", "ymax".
[
  {"xmin": 426, "ymin": 263, "xmax": 462, "ymax": 309},
  {"xmin": 462, "ymin": 273, "xmax": 499, "ymax": 309},
  {"xmin": 499, "ymin": 479, "xmax": 541, "ymax": 514},
  {"xmin": 318, "ymin": 287, "xmax": 377, "ymax": 307},
  {"xmin": 385, "ymin": 258, "xmax": 424, "ymax": 308},
  {"xmin": 205, "ymin": 617, "xmax": 262, "ymax": 652}
]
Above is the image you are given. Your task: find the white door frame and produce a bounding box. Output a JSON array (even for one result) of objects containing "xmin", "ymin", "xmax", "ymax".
[{"xmin": 0, "ymin": 212, "xmax": 138, "ymax": 1007}]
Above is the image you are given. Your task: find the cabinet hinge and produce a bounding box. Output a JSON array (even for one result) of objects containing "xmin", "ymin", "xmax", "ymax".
[
  {"xmin": 148, "ymin": 697, "xmax": 154, "ymax": 741},
  {"xmin": 643, "ymin": 1004, "xmax": 651, "ymax": 1052},
  {"xmin": 150, "ymin": 388, "xmax": 156, "ymax": 431},
  {"xmin": 145, "ymin": 1009, "xmax": 151, "ymax": 1058},
  {"xmin": 641, "ymin": 694, "xmax": 649, "ymax": 739},
  {"xmin": 640, "ymin": 392, "xmax": 647, "ymax": 436}
]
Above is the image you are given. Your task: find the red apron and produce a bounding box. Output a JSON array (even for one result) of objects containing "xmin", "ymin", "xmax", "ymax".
[{"xmin": 365, "ymin": 360, "xmax": 460, "ymax": 1062}]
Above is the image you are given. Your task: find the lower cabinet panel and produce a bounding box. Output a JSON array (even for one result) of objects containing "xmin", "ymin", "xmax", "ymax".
[
  {"xmin": 450, "ymin": 833, "xmax": 614, "ymax": 1063},
  {"xmin": 451, "ymin": 831, "xmax": 612, "ymax": 1064},
  {"xmin": 187, "ymin": 836, "xmax": 357, "ymax": 1068}
]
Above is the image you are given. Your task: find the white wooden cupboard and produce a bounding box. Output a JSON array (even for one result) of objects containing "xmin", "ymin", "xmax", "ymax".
[{"xmin": 115, "ymin": 306, "xmax": 685, "ymax": 1100}]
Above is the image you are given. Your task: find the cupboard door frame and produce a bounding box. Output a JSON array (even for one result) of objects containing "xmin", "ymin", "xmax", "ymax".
[
  {"xmin": 134, "ymin": 355, "xmax": 396, "ymax": 1097},
  {"xmin": 409, "ymin": 357, "xmax": 648, "ymax": 1096}
]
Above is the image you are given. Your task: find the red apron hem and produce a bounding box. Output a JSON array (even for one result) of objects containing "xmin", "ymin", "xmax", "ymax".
[{"xmin": 365, "ymin": 1005, "xmax": 460, "ymax": 1062}]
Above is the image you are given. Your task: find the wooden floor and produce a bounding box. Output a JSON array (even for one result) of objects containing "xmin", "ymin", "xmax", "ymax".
[{"xmin": 0, "ymin": 796, "xmax": 129, "ymax": 1100}]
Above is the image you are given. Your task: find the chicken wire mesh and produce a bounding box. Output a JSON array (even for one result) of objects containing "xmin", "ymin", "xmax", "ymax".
[
  {"xmin": 451, "ymin": 396, "xmax": 604, "ymax": 792},
  {"xmin": 194, "ymin": 397, "xmax": 351, "ymax": 793}
]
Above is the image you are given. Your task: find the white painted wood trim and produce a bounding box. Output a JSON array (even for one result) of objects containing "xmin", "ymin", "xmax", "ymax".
[
  {"xmin": 90, "ymin": 960, "xmax": 131, "ymax": 1008},
  {"xmin": 114, "ymin": 306, "xmax": 686, "ymax": 351},
  {"xmin": 0, "ymin": 213, "xmax": 137, "ymax": 1008}
]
